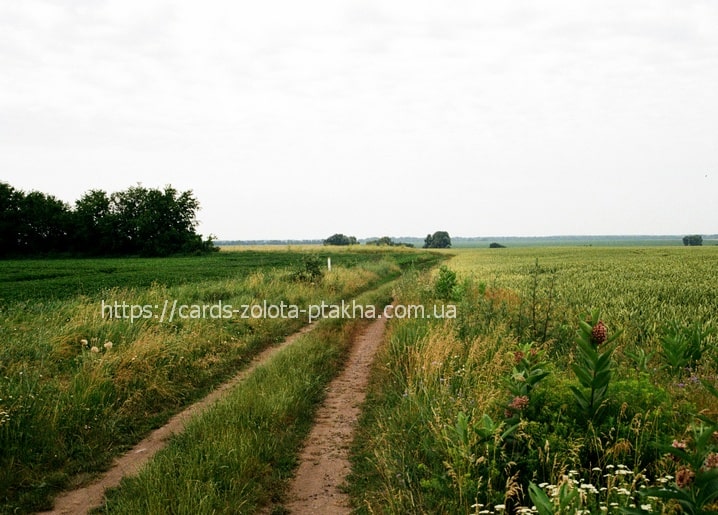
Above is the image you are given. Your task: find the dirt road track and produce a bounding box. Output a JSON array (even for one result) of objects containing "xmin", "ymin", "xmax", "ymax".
[
  {"xmin": 39, "ymin": 324, "xmax": 317, "ymax": 515},
  {"xmin": 282, "ymin": 315, "xmax": 388, "ymax": 514},
  {"xmin": 40, "ymin": 313, "xmax": 388, "ymax": 514}
]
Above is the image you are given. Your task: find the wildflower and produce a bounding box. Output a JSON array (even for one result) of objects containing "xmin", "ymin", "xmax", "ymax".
[
  {"xmin": 672, "ymin": 439, "xmax": 687, "ymax": 450},
  {"xmin": 591, "ymin": 320, "xmax": 608, "ymax": 345},
  {"xmin": 514, "ymin": 350, "xmax": 525, "ymax": 364},
  {"xmin": 640, "ymin": 505, "xmax": 652, "ymax": 511},
  {"xmin": 104, "ymin": 341, "xmax": 113, "ymax": 350},
  {"xmin": 703, "ymin": 452, "xmax": 718, "ymax": 470},
  {"xmin": 494, "ymin": 504, "xmax": 506, "ymax": 512},
  {"xmin": 671, "ymin": 440, "xmax": 688, "ymax": 461},
  {"xmin": 675, "ymin": 466, "xmax": 695, "ymax": 488},
  {"xmin": 580, "ymin": 483, "xmax": 599, "ymax": 494},
  {"xmin": 80, "ymin": 338, "xmax": 88, "ymax": 347},
  {"xmin": 90, "ymin": 346, "xmax": 100, "ymax": 353},
  {"xmin": 508, "ymin": 395, "xmax": 529, "ymax": 411}
]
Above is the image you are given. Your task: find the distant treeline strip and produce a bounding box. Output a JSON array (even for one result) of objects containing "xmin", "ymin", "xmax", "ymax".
[{"xmin": 0, "ymin": 182, "xmax": 216, "ymax": 258}]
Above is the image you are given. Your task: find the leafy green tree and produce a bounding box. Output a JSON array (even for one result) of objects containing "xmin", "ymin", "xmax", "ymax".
[
  {"xmin": 0, "ymin": 182, "xmax": 21, "ymax": 256},
  {"xmin": 324, "ymin": 233, "xmax": 355, "ymax": 246},
  {"xmin": 17, "ymin": 191, "xmax": 72, "ymax": 254},
  {"xmin": 683, "ymin": 234, "xmax": 703, "ymax": 246},
  {"xmin": 110, "ymin": 185, "xmax": 209, "ymax": 256},
  {"xmin": 73, "ymin": 190, "xmax": 115, "ymax": 253},
  {"xmin": 366, "ymin": 236, "xmax": 395, "ymax": 246},
  {"xmin": 423, "ymin": 231, "xmax": 451, "ymax": 249},
  {"xmin": 1, "ymin": 183, "xmax": 74, "ymax": 255}
]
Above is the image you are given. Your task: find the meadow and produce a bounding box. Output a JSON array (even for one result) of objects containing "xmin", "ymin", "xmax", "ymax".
[
  {"xmin": 349, "ymin": 246, "xmax": 718, "ymax": 514},
  {"xmin": 0, "ymin": 247, "xmax": 439, "ymax": 513}
]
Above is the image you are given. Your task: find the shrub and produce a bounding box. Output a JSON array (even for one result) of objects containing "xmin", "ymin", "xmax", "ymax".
[
  {"xmin": 434, "ymin": 266, "xmax": 457, "ymax": 301},
  {"xmin": 291, "ymin": 255, "xmax": 324, "ymax": 283}
]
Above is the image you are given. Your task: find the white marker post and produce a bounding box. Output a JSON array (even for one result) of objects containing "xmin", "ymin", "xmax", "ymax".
[{"xmin": 327, "ymin": 257, "xmax": 332, "ymax": 271}]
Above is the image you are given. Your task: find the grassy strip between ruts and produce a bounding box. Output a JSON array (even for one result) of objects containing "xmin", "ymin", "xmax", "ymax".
[{"xmin": 96, "ymin": 284, "xmax": 394, "ymax": 514}]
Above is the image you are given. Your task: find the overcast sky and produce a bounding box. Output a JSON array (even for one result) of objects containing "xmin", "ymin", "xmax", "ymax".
[{"xmin": 1, "ymin": 1, "xmax": 716, "ymax": 240}]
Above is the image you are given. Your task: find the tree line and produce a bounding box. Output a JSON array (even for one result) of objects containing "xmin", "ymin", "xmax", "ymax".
[
  {"xmin": 323, "ymin": 231, "xmax": 451, "ymax": 248},
  {"xmin": 0, "ymin": 182, "xmax": 216, "ymax": 258}
]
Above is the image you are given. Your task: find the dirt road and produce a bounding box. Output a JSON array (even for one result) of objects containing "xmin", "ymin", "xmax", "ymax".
[
  {"xmin": 39, "ymin": 324, "xmax": 317, "ymax": 515},
  {"xmin": 282, "ymin": 315, "xmax": 387, "ymax": 514},
  {"xmin": 40, "ymin": 312, "xmax": 388, "ymax": 514}
]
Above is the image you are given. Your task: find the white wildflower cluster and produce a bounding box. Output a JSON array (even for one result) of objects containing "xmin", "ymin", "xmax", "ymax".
[
  {"xmin": 525, "ymin": 464, "xmax": 665, "ymax": 514},
  {"xmin": 470, "ymin": 503, "xmax": 511, "ymax": 514},
  {"xmin": 0, "ymin": 408, "xmax": 9, "ymax": 427},
  {"xmin": 80, "ymin": 337, "xmax": 113, "ymax": 354},
  {"xmin": 470, "ymin": 464, "xmax": 675, "ymax": 514}
]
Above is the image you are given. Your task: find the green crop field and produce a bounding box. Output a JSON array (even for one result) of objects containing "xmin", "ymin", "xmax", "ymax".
[
  {"xmin": 350, "ymin": 246, "xmax": 718, "ymax": 514},
  {"xmin": 0, "ymin": 247, "xmax": 433, "ymax": 302},
  {"xmin": 0, "ymin": 247, "xmax": 441, "ymax": 513}
]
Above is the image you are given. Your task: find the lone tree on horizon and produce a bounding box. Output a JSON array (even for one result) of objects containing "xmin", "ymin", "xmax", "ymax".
[
  {"xmin": 682, "ymin": 234, "xmax": 703, "ymax": 246},
  {"xmin": 423, "ymin": 231, "xmax": 451, "ymax": 249},
  {"xmin": 323, "ymin": 233, "xmax": 357, "ymax": 246}
]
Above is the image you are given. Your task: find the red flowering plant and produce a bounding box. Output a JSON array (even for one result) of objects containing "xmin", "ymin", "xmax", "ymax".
[
  {"xmin": 569, "ymin": 310, "xmax": 621, "ymax": 424},
  {"xmin": 503, "ymin": 342, "xmax": 550, "ymax": 422},
  {"xmin": 626, "ymin": 383, "xmax": 718, "ymax": 514}
]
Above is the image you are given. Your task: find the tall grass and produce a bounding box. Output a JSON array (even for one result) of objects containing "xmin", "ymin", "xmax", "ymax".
[
  {"xmin": 349, "ymin": 247, "xmax": 718, "ymax": 513},
  {"xmin": 99, "ymin": 285, "xmax": 394, "ymax": 513},
  {"xmin": 0, "ymin": 252, "xmax": 421, "ymax": 513}
]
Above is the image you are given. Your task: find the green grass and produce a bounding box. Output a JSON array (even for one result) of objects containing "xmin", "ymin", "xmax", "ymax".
[
  {"xmin": 0, "ymin": 248, "xmax": 442, "ymax": 513},
  {"xmin": 98, "ymin": 285, "xmax": 394, "ymax": 514},
  {"xmin": 348, "ymin": 247, "xmax": 718, "ymax": 514},
  {"xmin": 0, "ymin": 247, "xmax": 437, "ymax": 302}
]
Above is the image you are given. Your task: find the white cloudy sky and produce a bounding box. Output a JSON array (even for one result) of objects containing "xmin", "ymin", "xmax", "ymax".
[{"xmin": 1, "ymin": 1, "xmax": 716, "ymax": 240}]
